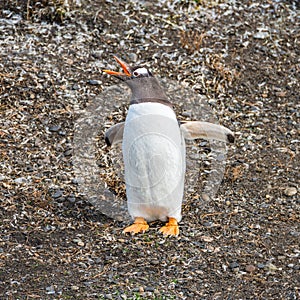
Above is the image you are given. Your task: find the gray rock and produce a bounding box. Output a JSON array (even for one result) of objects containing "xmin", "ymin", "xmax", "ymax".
[
  {"xmin": 46, "ymin": 285, "xmax": 55, "ymax": 295},
  {"xmin": 88, "ymin": 79, "xmax": 101, "ymax": 85},
  {"xmin": 52, "ymin": 190, "xmax": 63, "ymax": 199},
  {"xmin": 14, "ymin": 177, "xmax": 27, "ymax": 184},
  {"xmin": 229, "ymin": 262, "xmax": 239, "ymax": 270},
  {"xmin": 49, "ymin": 125, "xmax": 61, "ymax": 132},
  {"xmin": 257, "ymin": 263, "xmax": 265, "ymax": 269}
]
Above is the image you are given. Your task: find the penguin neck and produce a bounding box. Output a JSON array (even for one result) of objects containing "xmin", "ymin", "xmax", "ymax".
[{"xmin": 127, "ymin": 77, "xmax": 173, "ymax": 109}]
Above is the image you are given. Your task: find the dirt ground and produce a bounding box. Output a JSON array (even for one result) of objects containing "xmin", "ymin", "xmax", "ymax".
[{"xmin": 0, "ymin": 0, "xmax": 299, "ymax": 299}]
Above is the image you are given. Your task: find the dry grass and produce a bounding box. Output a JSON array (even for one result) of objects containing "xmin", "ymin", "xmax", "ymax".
[{"xmin": 180, "ymin": 30, "xmax": 206, "ymax": 54}]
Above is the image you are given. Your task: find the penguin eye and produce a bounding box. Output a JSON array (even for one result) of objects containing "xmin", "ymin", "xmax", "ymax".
[
  {"xmin": 133, "ymin": 71, "xmax": 140, "ymax": 77},
  {"xmin": 132, "ymin": 67, "xmax": 149, "ymax": 77}
]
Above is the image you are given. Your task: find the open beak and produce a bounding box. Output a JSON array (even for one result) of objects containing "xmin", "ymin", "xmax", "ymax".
[{"xmin": 103, "ymin": 56, "xmax": 132, "ymax": 77}]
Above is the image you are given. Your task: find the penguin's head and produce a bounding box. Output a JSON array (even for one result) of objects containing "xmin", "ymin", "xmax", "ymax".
[
  {"xmin": 103, "ymin": 56, "xmax": 169, "ymax": 102},
  {"xmin": 103, "ymin": 56, "xmax": 153, "ymax": 81}
]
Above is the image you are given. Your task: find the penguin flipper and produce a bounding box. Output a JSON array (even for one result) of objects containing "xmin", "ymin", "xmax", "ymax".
[
  {"xmin": 104, "ymin": 122, "xmax": 125, "ymax": 146},
  {"xmin": 180, "ymin": 121, "xmax": 235, "ymax": 143}
]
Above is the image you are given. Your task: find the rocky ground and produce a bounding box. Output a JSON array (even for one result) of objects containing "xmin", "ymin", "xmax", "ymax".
[{"xmin": 0, "ymin": 0, "xmax": 299, "ymax": 299}]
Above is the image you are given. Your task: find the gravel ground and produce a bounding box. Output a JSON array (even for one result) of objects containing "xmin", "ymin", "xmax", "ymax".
[{"xmin": 0, "ymin": 0, "xmax": 299, "ymax": 299}]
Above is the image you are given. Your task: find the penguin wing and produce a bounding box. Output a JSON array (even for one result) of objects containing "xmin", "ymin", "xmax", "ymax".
[
  {"xmin": 180, "ymin": 121, "xmax": 234, "ymax": 143},
  {"xmin": 104, "ymin": 122, "xmax": 125, "ymax": 146}
]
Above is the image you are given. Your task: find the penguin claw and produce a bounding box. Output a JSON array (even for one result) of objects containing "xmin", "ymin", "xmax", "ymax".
[
  {"xmin": 123, "ymin": 217, "xmax": 149, "ymax": 234},
  {"xmin": 159, "ymin": 218, "xmax": 179, "ymax": 236}
]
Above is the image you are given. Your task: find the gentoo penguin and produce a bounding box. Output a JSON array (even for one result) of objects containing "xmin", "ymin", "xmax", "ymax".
[{"xmin": 103, "ymin": 56, "xmax": 234, "ymax": 236}]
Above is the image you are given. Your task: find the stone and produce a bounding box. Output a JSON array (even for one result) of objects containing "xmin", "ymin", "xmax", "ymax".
[
  {"xmin": 253, "ymin": 31, "xmax": 269, "ymax": 39},
  {"xmin": 245, "ymin": 264, "xmax": 256, "ymax": 273},
  {"xmin": 14, "ymin": 177, "xmax": 27, "ymax": 184},
  {"xmin": 229, "ymin": 262, "xmax": 239, "ymax": 271},
  {"xmin": 46, "ymin": 285, "xmax": 55, "ymax": 295},
  {"xmin": 52, "ymin": 190, "xmax": 63, "ymax": 199},
  {"xmin": 201, "ymin": 235, "xmax": 214, "ymax": 242},
  {"xmin": 284, "ymin": 187, "xmax": 297, "ymax": 197},
  {"xmin": 88, "ymin": 79, "xmax": 101, "ymax": 85},
  {"xmin": 49, "ymin": 125, "xmax": 61, "ymax": 132}
]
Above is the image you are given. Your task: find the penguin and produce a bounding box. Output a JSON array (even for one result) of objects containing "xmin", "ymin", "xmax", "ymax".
[{"xmin": 103, "ymin": 56, "xmax": 234, "ymax": 236}]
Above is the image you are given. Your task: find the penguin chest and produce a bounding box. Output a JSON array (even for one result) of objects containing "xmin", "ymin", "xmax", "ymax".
[{"xmin": 122, "ymin": 103, "xmax": 186, "ymax": 222}]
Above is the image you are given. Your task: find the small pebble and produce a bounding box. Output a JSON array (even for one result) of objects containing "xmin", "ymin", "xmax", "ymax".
[
  {"xmin": 253, "ymin": 31, "xmax": 269, "ymax": 39},
  {"xmin": 88, "ymin": 79, "xmax": 101, "ymax": 85},
  {"xmin": 67, "ymin": 196, "xmax": 76, "ymax": 203},
  {"xmin": 284, "ymin": 187, "xmax": 297, "ymax": 197},
  {"xmin": 49, "ymin": 125, "xmax": 61, "ymax": 132},
  {"xmin": 44, "ymin": 225, "xmax": 56, "ymax": 232},
  {"xmin": 203, "ymin": 221, "xmax": 213, "ymax": 227},
  {"xmin": 182, "ymin": 111, "xmax": 192, "ymax": 117},
  {"xmin": 58, "ymin": 130, "xmax": 66, "ymax": 136},
  {"xmin": 257, "ymin": 264, "xmax": 265, "ymax": 269},
  {"xmin": 199, "ymin": 141, "xmax": 208, "ymax": 147},
  {"xmin": 245, "ymin": 264, "xmax": 256, "ymax": 273},
  {"xmin": 229, "ymin": 262, "xmax": 239, "ymax": 271},
  {"xmin": 73, "ymin": 238, "xmax": 85, "ymax": 246},
  {"xmin": 64, "ymin": 149, "xmax": 73, "ymax": 156},
  {"xmin": 38, "ymin": 72, "xmax": 46, "ymax": 78},
  {"xmin": 46, "ymin": 285, "xmax": 55, "ymax": 295},
  {"xmin": 14, "ymin": 177, "xmax": 27, "ymax": 184},
  {"xmin": 52, "ymin": 190, "xmax": 63, "ymax": 199},
  {"xmin": 201, "ymin": 235, "xmax": 214, "ymax": 242},
  {"xmin": 202, "ymin": 193, "xmax": 210, "ymax": 201},
  {"xmin": 128, "ymin": 53, "xmax": 138, "ymax": 62}
]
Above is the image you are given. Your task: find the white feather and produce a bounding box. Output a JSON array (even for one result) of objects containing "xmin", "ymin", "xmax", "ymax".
[
  {"xmin": 133, "ymin": 67, "xmax": 149, "ymax": 76},
  {"xmin": 122, "ymin": 103, "xmax": 185, "ymax": 222}
]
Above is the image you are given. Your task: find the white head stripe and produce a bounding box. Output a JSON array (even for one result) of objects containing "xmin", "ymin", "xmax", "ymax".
[{"xmin": 133, "ymin": 67, "xmax": 149, "ymax": 76}]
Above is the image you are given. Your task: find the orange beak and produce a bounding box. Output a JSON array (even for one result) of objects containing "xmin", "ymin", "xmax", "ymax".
[{"xmin": 103, "ymin": 56, "xmax": 132, "ymax": 77}]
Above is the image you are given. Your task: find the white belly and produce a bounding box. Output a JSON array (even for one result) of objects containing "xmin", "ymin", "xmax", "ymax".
[{"xmin": 122, "ymin": 103, "xmax": 186, "ymax": 222}]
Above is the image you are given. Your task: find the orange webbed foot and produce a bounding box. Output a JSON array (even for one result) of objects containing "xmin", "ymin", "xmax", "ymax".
[
  {"xmin": 159, "ymin": 217, "xmax": 179, "ymax": 236},
  {"xmin": 123, "ymin": 217, "xmax": 149, "ymax": 234}
]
